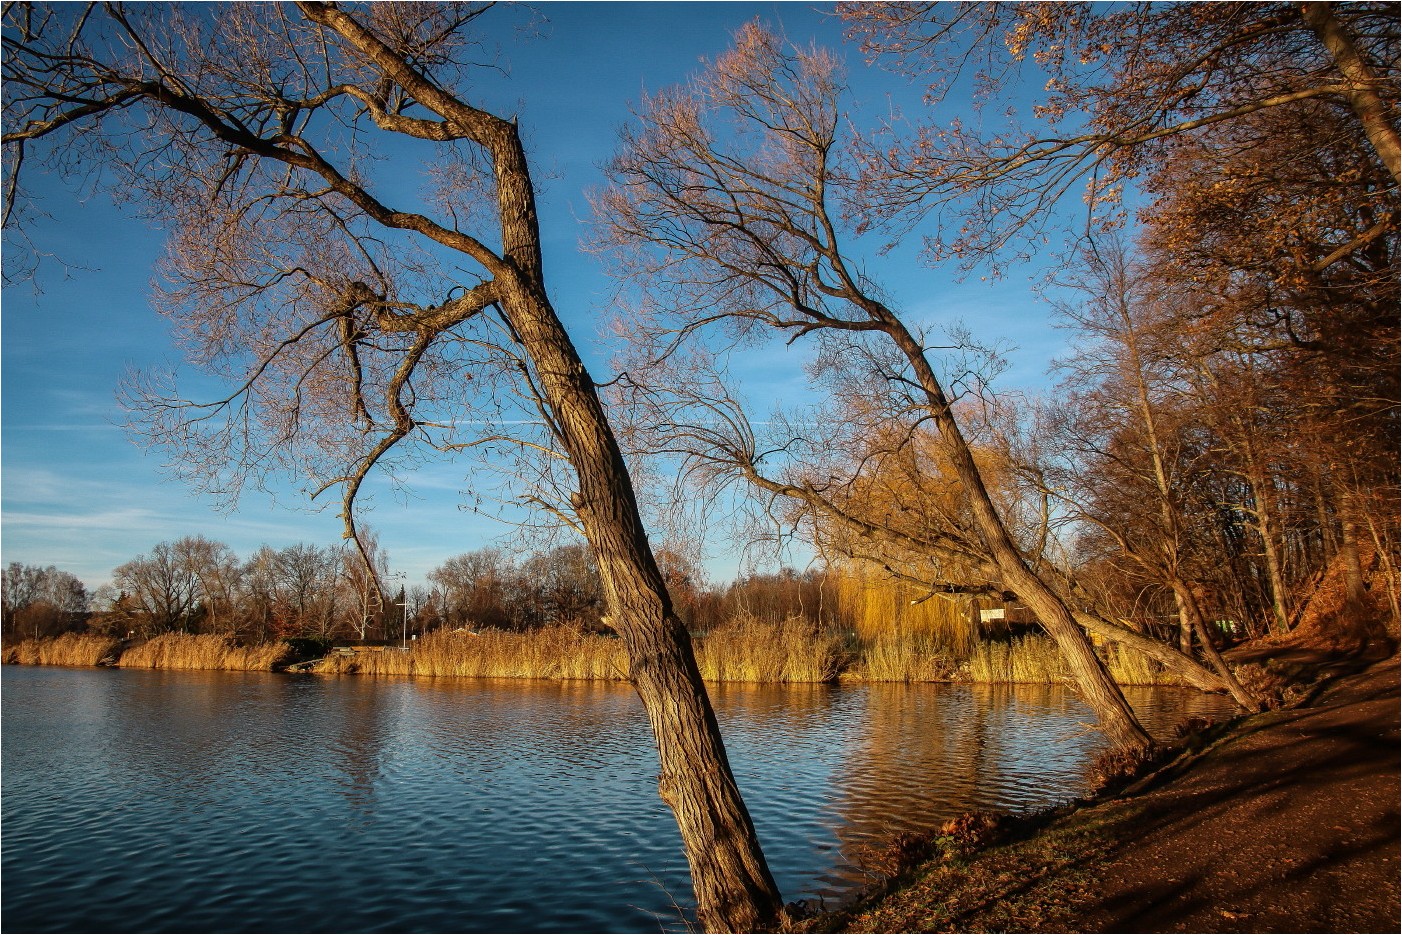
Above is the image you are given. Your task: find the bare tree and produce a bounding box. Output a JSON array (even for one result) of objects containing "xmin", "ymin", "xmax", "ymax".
[
  {"xmin": 597, "ymin": 24, "xmax": 1169, "ymax": 751},
  {"xmin": 1043, "ymin": 240, "xmax": 1259, "ymax": 705},
  {"xmin": 2, "ymin": 4, "xmax": 779, "ymax": 928},
  {"xmin": 2, "ymin": 562, "xmax": 88, "ymax": 639},
  {"xmin": 112, "ymin": 540, "xmax": 203, "ymax": 635}
]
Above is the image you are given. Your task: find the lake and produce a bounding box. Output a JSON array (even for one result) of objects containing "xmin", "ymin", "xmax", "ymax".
[{"xmin": 1, "ymin": 666, "xmax": 1233, "ymax": 932}]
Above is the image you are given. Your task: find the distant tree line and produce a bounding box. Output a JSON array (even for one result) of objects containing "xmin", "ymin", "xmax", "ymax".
[
  {"xmin": 2, "ymin": 563, "xmax": 88, "ymax": 641},
  {"xmin": 2, "ymin": 541, "xmax": 845, "ymax": 645}
]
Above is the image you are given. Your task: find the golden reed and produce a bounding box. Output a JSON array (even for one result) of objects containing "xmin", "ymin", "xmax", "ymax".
[
  {"xmin": 6, "ymin": 626, "xmax": 1177, "ymax": 685},
  {"xmin": 118, "ymin": 633, "xmax": 288, "ymax": 671},
  {"xmin": 2, "ymin": 632, "xmax": 123, "ymax": 667},
  {"xmin": 964, "ymin": 634, "xmax": 1179, "ymax": 685}
]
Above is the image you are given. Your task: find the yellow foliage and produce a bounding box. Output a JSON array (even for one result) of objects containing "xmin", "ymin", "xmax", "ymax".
[{"xmin": 831, "ymin": 567, "xmax": 976, "ymax": 655}]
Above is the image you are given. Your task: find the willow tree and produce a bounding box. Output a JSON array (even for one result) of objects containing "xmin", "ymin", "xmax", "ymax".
[
  {"xmin": 2, "ymin": 4, "xmax": 780, "ymax": 929},
  {"xmin": 597, "ymin": 24, "xmax": 1173, "ymax": 751}
]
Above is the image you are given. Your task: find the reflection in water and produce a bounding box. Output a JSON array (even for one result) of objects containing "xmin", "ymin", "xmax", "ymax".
[{"xmin": 2, "ymin": 667, "xmax": 1235, "ymax": 932}]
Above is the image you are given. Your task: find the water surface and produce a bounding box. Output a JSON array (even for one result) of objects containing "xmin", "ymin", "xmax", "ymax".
[{"xmin": 1, "ymin": 666, "xmax": 1232, "ymax": 932}]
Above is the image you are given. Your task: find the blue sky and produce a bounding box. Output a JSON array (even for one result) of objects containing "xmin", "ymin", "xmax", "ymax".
[{"xmin": 1, "ymin": 2, "xmax": 1071, "ymax": 592}]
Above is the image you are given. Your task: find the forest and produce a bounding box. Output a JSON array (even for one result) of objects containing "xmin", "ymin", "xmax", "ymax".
[{"xmin": 2, "ymin": 3, "xmax": 1396, "ymax": 932}]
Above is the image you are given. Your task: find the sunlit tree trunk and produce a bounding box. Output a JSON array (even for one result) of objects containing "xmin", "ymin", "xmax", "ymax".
[
  {"xmin": 886, "ymin": 324, "xmax": 1154, "ymax": 753},
  {"xmin": 1300, "ymin": 1, "xmax": 1401, "ymax": 182},
  {"xmin": 301, "ymin": 7, "xmax": 782, "ymax": 925},
  {"xmin": 498, "ymin": 280, "xmax": 782, "ymax": 932}
]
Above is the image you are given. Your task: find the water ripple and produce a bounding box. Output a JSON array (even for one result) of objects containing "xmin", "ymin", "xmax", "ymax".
[{"xmin": 3, "ymin": 667, "xmax": 1233, "ymax": 932}]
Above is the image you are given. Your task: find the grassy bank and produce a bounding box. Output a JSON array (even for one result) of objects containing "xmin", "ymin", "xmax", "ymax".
[{"xmin": 3, "ymin": 626, "xmax": 1181, "ymax": 685}]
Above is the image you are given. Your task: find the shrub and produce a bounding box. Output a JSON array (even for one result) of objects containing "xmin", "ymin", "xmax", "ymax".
[{"xmin": 282, "ymin": 637, "xmax": 332, "ymax": 664}]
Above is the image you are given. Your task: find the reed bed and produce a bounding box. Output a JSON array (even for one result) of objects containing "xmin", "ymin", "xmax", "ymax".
[
  {"xmin": 3, "ymin": 625, "xmax": 1183, "ymax": 687},
  {"xmin": 848, "ymin": 633, "xmax": 957, "ymax": 682},
  {"xmin": 119, "ymin": 633, "xmax": 288, "ymax": 671},
  {"xmin": 1, "ymin": 633, "xmax": 123, "ymax": 667},
  {"xmin": 964, "ymin": 634, "xmax": 1179, "ymax": 685},
  {"xmin": 313, "ymin": 627, "xmax": 631, "ymax": 680},
  {"xmin": 965, "ymin": 635, "xmax": 1070, "ymax": 683},
  {"xmin": 316, "ymin": 620, "xmax": 850, "ymax": 683},
  {"xmin": 694, "ymin": 617, "xmax": 849, "ymax": 683},
  {"xmin": 1102, "ymin": 640, "xmax": 1180, "ymax": 686}
]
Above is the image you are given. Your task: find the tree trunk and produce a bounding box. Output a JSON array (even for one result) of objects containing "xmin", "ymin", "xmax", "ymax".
[
  {"xmin": 1300, "ymin": 1, "xmax": 1401, "ymax": 182},
  {"xmin": 1175, "ymin": 590, "xmax": 1194, "ymax": 655},
  {"xmin": 886, "ymin": 323, "xmax": 1153, "ymax": 753},
  {"xmin": 1170, "ymin": 579, "xmax": 1260, "ymax": 711},
  {"xmin": 294, "ymin": 8, "xmax": 783, "ymax": 924},
  {"xmin": 1253, "ymin": 481, "xmax": 1293, "ymax": 636},
  {"xmin": 504, "ymin": 281, "xmax": 782, "ymax": 931},
  {"xmin": 1339, "ymin": 512, "xmax": 1368, "ymax": 610},
  {"xmin": 1072, "ymin": 611, "xmax": 1233, "ymax": 694}
]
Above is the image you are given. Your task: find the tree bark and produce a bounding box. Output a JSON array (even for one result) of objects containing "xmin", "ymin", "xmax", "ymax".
[
  {"xmin": 884, "ymin": 323, "xmax": 1154, "ymax": 753},
  {"xmin": 1247, "ymin": 461, "xmax": 1293, "ymax": 636},
  {"xmin": 1300, "ymin": 1, "xmax": 1401, "ymax": 183},
  {"xmin": 503, "ymin": 281, "xmax": 782, "ymax": 932},
  {"xmin": 1170, "ymin": 579, "xmax": 1260, "ymax": 711}
]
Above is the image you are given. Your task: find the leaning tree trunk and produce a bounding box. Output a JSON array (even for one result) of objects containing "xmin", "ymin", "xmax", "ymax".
[
  {"xmin": 1170, "ymin": 579, "xmax": 1260, "ymax": 711},
  {"xmin": 885, "ymin": 322, "xmax": 1154, "ymax": 753},
  {"xmin": 295, "ymin": 7, "xmax": 784, "ymax": 926},
  {"xmin": 501, "ymin": 279, "xmax": 783, "ymax": 932}
]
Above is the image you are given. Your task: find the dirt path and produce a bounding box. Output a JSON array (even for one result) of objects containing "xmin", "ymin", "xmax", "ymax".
[{"xmin": 830, "ymin": 655, "xmax": 1400, "ymax": 934}]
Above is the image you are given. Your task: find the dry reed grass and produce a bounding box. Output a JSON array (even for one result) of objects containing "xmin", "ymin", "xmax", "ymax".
[
  {"xmin": 3, "ymin": 623, "xmax": 1181, "ymax": 687},
  {"xmin": 313, "ymin": 627, "xmax": 631, "ymax": 680},
  {"xmin": 848, "ymin": 633, "xmax": 956, "ymax": 682},
  {"xmin": 964, "ymin": 634, "xmax": 1178, "ymax": 685},
  {"xmin": 2, "ymin": 632, "xmax": 123, "ymax": 667},
  {"xmin": 315, "ymin": 619, "xmax": 850, "ymax": 683},
  {"xmin": 119, "ymin": 633, "xmax": 288, "ymax": 671},
  {"xmin": 965, "ymin": 635, "xmax": 1069, "ymax": 683},
  {"xmin": 1102, "ymin": 641, "xmax": 1178, "ymax": 686},
  {"xmin": 694, "ymin": 616, "xmax": 849, "ymax": 683}
]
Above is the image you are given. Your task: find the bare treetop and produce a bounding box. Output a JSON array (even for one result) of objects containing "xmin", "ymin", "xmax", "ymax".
[{"xmin": 5, "ymin": 2, "xmax": 573, "ymax": 541}]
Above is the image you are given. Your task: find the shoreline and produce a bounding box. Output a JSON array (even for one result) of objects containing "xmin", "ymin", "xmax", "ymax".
[
  {"xmin": 0, "ymin": 629, "xmax": 1189, "ymax": 686},
  {"xmin": 795, "ymin": 650, "xmax": 1400, "ymax": 933}
]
